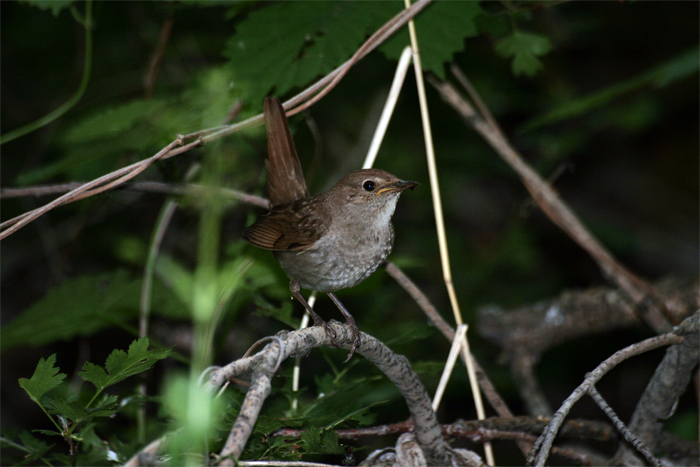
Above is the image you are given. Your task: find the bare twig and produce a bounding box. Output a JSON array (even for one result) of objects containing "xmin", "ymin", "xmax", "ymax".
[
  {"xmin": 528, "ymin": 331, "xmax": 685, "ymax": 467},
  {"xmin": 428, "ymin": 72, "xmax": 674, "ymax": 333},
  {"xmin": 0, "ymin": 0, "xmax": 433, "ymax": 240},
  {"xmin": 588, "ymin": 386, "xmax": 662, "ymax": 467},
  {"xmin": 478, "ymin": 280, "xmax": 698, "ymax": 416},
  {"xmin": 614, "ymin": 310, "xmax": 700, "ymax": 466},
  {"xmin": 0, "ymin": 136, "xmax": 204, "ymax": 239},
  {"xmin": 1, "ymin": 181, "xmax": 270, "ymax": 209},
  {"xmin": 143, "ymin": 12, "xmax": 174, "ymax": 99},
  {"xmin": 276, "ymin": 415, "xmax": 615, "ymax": 442},
  {"xmin": 122, "ymin": 429, "xmax": 182, "ymax": 467}
]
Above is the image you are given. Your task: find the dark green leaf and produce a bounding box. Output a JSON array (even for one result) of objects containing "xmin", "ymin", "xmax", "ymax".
[
  {"xmin": 80, "ymin": 337, "xmax": 171, "ymax": 392},
  {"xmin": 45, "ymin": 393, "xmax": 118, "ymax": 424},
  {"xmin": 18, "ymin": 354, "xmax": 66, "ymax": 407},
  {"xmin": 11, "ymin": 431, "xmax": 55, "ymax": 466},
  {"xmin": 379, "ymin": 1, "xmax": 482, "ymax": 79},
  {"xmin": 45, "ymin": 396, "xmax": 87, "ymax": 422},
  {"xmin": 523, "ymin": 47, "xmax": 699, "ymax": 130},
  {"xmin": 30, "ymin": 429, "xmax": 64, "ymax": 437},
  {"xmin": 323, "ymin": 400, "xmax": 384, "ymax": 429},
  {"xmin": 495, "ymin": 31, "xmax": 552, "ymax": 77},
  {"xmin": 20, "ymin": 0, "xmax": 75, "ymax": 17},
  {"xmin": 299, "ymin": 426, "xmax": 345, "ymax": 455},
  {"xmin": 224, "ymin": 2, "xmax": 396, "ymax": 106},
  {"xmin": 2, "ymin": 270, "xmax": 187, "ymax": 351},
  {"xmin": 1, "ymin": 271, "xmax": 140, "ymax": 351}
]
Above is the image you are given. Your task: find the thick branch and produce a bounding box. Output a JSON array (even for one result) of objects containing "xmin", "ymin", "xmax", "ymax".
[{"xmin": 208, "ymin": 324, "xmax": 454, "ymax": 466}]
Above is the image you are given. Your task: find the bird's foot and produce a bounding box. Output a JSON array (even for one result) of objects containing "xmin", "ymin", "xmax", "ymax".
[
  {"xmin": 342, "ymin": 316, "xmax": 361, "ymax": 363},
  {"xmin": 312, "ymin": 315, "xmax": 339, "ymax": 348}
]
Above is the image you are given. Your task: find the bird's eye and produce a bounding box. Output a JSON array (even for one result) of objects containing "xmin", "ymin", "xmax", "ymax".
[{"xmin": 362, "ymin": 180, "xmax": 375, "ymax": 192}]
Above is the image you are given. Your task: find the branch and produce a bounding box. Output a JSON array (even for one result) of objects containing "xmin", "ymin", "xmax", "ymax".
[
  {"xmin": 477, "ymin": 278, "xmax": 698, "ymax": 415},
  {"xmin": 0, "ymin": 0, "xmax": 433, "ymax": 240},
  {"xmin": 0, "ymin": 181, "xmax": 270, "ymax": 209},
  {"xmin": 207, "ymin": 324, "xmax": 454, "ymax": 466},
  {"xmin": 527, "ymin": 326, "xmax": 688, "ymax": 467},
  {"xmin": 427, "ymin": 72, "xmax": 674, "ymax": 333},
  {"xmin": 614, "ymin": 310, "xmax": 699, "ymax": 465}
]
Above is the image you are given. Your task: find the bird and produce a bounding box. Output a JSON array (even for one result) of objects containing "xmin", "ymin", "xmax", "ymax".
[{"xmin": 243, "ymin": 97, "xmax": 418, "ymax": 360}]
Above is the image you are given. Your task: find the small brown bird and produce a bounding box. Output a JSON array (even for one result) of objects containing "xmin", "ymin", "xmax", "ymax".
[{"xmin": 243, "ymin": 97, "xmax": 418, "ymax": 359}]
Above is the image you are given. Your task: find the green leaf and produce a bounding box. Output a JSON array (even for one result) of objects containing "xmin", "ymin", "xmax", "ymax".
[
  {"xmin": 323, "ymin": 400, "xmax": 384, "ymax": 429},
  {"xmin": 15, "ymin": 99, "xmax": 172, "ymax": 185},
  {"xmin": 155, "ymin": 254, "xmax": 194, "ymax": 310},
  {"xmin": 523, "ymin": 46, "xmax": 699, "ymax": 130},
  {"xmin": 224, "ymin": 2, "xmax": 396, "ymax": 107},
  {"xmin": 299, "ymin": 426, "xmax": 345, "ymax": 455},
  {"xmin": 379, "ymin": 1, "xmax": 482, "ymax": 79},
  {"xmin": 44, "ymin": 395, "xmax": 118, "ymax": 425},
  {"xmin": 18, "ymin": 354, "xmax": 66, "ymax": 407},
  {"xmin": 20, "ymin": 0, "xmax": 75, "ymax": 17},
  {"xmin": 30, "ymin": 429, "xmax": 64, "ymax": 438},
  {"xmin": 1, "ymin": 271, "xmax": 140, "ymax": 351},
  {"xmin": 17, "ymin": 67, "xmax": 240, "ymax": 185},
  {"xmin": 495, "ymin": 31, "xmax": 552, "ymax": 77},
  {"xmin": 80, "ymin": 337, "xmax": 171, "ymax": 393},
  {"xmin": 4, "ymin": 431, "xmax": 55, "ymax": 466}
]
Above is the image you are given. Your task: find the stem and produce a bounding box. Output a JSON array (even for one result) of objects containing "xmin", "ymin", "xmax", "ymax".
[{"xmin": 1, "ymin": 0, "xmax": 93, "ymax": 145}]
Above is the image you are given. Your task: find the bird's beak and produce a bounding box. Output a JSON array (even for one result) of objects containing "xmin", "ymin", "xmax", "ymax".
[{"xmin": 375, "ymin": 180, "xmax": 419, "ymax": 195}]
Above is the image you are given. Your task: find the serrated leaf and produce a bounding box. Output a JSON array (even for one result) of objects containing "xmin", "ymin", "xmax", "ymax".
[
  {"xmin": 379, "ymin": 1, "xmax": 482, "ymax": 79},
  {"xmin": 18, "ymin": 354, "xmax": 66, "ymax": 406},
  {"xmin": 79, "ymin": 338, "xmax": 170, "ymax": 393},
  {"xmin": 224, "ymin": 2, "xmax": 396, "ymax": 107},
  {"xmin": 254, "ymin": 414, "xmax": 305, "ymax": 435},
  {"xmin": 495, "ymin": 31, "xmax": 552, "ymax": 77},
  {"xmin": 299, "ymin": 426, "xmax": 345, "ymax": 455},
  {"xmin": 17, "ymin": 67, "xmax": 239, "ymax": 185},
  {"xmin": 20, "ymin": 0, "xmax": 75, "ymax": 17},
  {"xmin": 78, "ymin": 362, "xmax": 109, "ymax": 392},
  {"xmin": 2, "ymin": 270, "xmax": 187, "ymax": 351},
  {"xmin": 1, "ymin": 271, "xmax": 139, "ymax": 351},
  {"xmin": 12, "ymin": 431, "xmax": 54, "ymax": 466},
  {"xmin": 45, "ymin": 396, "xmax": 88, "ymax": 422}
]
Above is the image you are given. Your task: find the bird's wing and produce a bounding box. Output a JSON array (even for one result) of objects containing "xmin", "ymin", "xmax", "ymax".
[
  {"xmin": 264, "ymin": 97, "xmax": 309, "ymax": 207},
  {"xmin": 242, "ymin": 199, "xmax": 328, "ymax": 251}
]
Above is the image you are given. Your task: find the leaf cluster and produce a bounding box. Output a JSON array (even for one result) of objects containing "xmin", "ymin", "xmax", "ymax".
[{"xmin": 9, "ymin": 339, "xmax": 170, "ymax": 465}]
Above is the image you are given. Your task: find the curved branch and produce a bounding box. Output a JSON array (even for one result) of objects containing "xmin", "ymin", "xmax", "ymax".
[
  {"xmin": 614, "ymin": 310, "xmax": 699, "ymax": 465},
  {"xmin": 0, "ymin": 0, "xmax": 433, "ymax": 240},
  {"xmin": 208, "ymin": 324, "xmax": 453, "ymax": 466},
  {"xmin": 527, "ymin": 329, "xmax": 687, "ymax": 467}
]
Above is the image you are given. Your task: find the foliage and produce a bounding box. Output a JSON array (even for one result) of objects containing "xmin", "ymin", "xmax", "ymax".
[
  {"xmin": 2, "ymin": 0, "xmax": 698, "ymax": 465},
  {"xmin": 11, "ymin": 339, "xmax": 170, "ymax": 465}
]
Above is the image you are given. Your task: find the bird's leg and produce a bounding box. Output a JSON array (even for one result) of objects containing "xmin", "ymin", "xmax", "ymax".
[
  {"xmin": 289, "ymin": 280, "xmax": 338, "ymax": 347},
  {"xmin": 327, "ymin": 292, "xmax": 361, "ymax": 362}
]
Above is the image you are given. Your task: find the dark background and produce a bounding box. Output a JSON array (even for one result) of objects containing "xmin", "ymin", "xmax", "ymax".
[{"xmin": 2, "ymin": 1, "xmax": 698, "ymax": 465}]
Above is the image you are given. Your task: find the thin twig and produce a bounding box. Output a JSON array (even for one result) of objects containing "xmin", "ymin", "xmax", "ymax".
[
  {"xmin": 528, "ymin": 332, "xmax": 684, "ymax": 467},
  {"xmin": 587, "ymin": 386, "xmax": 662, "ymax": 467},
  {"xmin": 429, "ymin": 71, "xmax": 674, "ymax": 332},
  {"xmin": 0, "ymin": 0, "xmax": 433, "ymax": 241},
  {"xmin": 0, "ymin": 1, "xmax": 93, "ymax": 145},
  {"xmin": 143, "ymin": 13, "xmax": 174, "ymax": 99}
]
